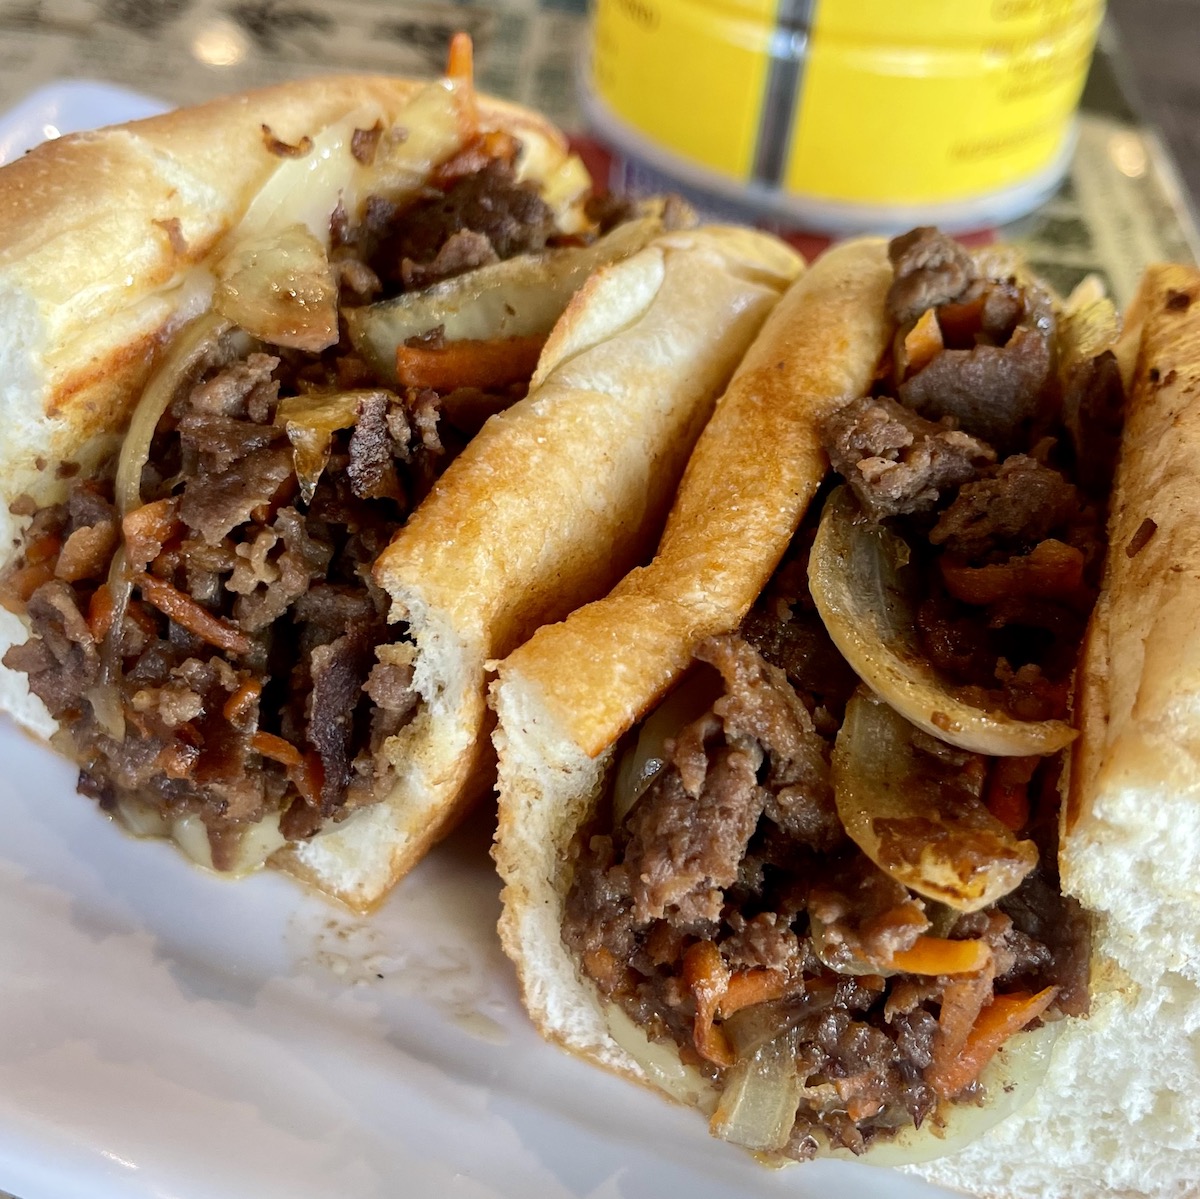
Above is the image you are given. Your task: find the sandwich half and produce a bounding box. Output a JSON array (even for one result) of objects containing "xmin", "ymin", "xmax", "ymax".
[
  {"xmin": 492, "ymin": 233, "xmax": 1199, "ymax": 1191},
  {"xmin": 0, "ymin": 47, "xmax": 801, "ymax": 908}
]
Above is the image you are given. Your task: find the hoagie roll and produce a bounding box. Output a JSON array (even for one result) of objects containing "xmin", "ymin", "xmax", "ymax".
[
  {"xmin": 493, "ymin": 233, "xmax": 1200, "ymax": 1191},
  {"xmin": 0, "ymin": 50, "xmax": 801, "ymax": 909}
]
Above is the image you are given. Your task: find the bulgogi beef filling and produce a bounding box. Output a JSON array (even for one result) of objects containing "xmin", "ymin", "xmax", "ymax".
[
  {"xmin": 0, "ymin": 142, "xmax": 580, "ymax": 869},
  {"xmin": 563, "ymin": 229, "xmax": 1108, "ymax": 1157},
  {"xmin": 564, "ymin": 616, "xmax": 1089, "ymax": 1158},
  {"xmin": 822, "ymin": 227, "xmax": 1116, "ymax": 724}
]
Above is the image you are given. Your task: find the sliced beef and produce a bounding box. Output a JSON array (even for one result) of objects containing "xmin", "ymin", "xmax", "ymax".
[
  {"xmin": 808, "ymin": 857, "xmax": 928, "ymax": 969},
  {"xmin": 307, "ymin": 618, "xmax": 382, "ymax": 814},
  {"xmin": 563, "ymin": 833, "xmax": 638, "ymax": 973},
  {"xmin": 2, "ymin": 148, "xmax": 568, "ymax": 863},
  {"xmin": 178, "ymin": 411, "xmax": 280, "ymax": 473},
  {"xmin": 184, "ymin": 353, "xmax": 279, "ymax": 419},
  {"xmin": 364, "ymin": 647, "xmax": 420, "ymax": 749},
  {"xmin": 822, "ymin": 396, "xmax": 995, "ymax": 519},
  {"xmin": 931, "ymin": 456, "xmax": 1081, "ymax": 560},
  {"xmin": 380, "ymin": 159, "xmax": 554, "ymax": 286},
  {"xmin": 66, "ymin": 483, "xmax": 118, "ymax": 534},
  {"xmin": 698, "ymin": 635, "xmax": 831, "ymax": 801},
  {"xmin": 332, "ymin": 255, "xmax": 382, "ymax": 304},
  {"xmin": 898, "ymin": 325, "xmax": 1053, "ymax": 452},
  {"xmin": 400, "ymin": 228, "xmax": 499, "ymax": 290},
  {"xmin": 347, "ymin": 392, "xmax": 403, "ymax": 502},
  {"xmin": 178, "ymin": 446, "xmax": 294, "ymax": 545},
  {"xmin": 740, "ymin": 603, "xmax": 859, "ymax": 718},
  {"xmin": 722, "ymin": 912, "xmax": 805, "ymax": 972},
  {"xmin": 886, "ymin": 227, "xmax": 976, "ymax": 325},
  {"xmin": 5, "ymin": 581, "xmax": 99, "ymax": 718},
  {"xmin": 624, "ymin": 745, "xmax": 765, "ymax": 926}
]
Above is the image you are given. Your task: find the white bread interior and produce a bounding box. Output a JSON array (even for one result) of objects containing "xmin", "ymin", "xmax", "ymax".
[
  {"xmin": 909, "ymin": 265, "xmax": 1200, "ymax": 1198},
  {"xmin": 280, "ymin": 227, "xmax": 803, "ymax": 909}
]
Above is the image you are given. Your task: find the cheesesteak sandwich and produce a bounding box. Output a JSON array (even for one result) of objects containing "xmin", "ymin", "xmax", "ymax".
[
  {"xmin": 0, "ymin": 45, "xmax": 802, "ymax": 909},
  {"xmin": 493, "ymin": 232, "xmax": 1200, "ymax": 1191}
]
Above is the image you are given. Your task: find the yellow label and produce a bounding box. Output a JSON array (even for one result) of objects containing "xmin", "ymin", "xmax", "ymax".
[
  {"xmin": 591, "ymin": 0, "xmax": 775, "ymax": 179},
  {"xmin": 589, "ymin": 0, "xmax": 1105, "ymax": 207}
]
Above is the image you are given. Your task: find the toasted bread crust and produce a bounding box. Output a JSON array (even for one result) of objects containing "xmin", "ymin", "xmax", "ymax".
[
  {"xmin": 493, "ymin": 256, "xmax": 1200, "ymax": 1195},
  {"xmin": 0, "ymin": 76, "xmax": 569, "ymax": 521},
  {"xmin": 493, "ymin": 238, "xmax": 892, "ymax": 760},
  {"xmin": 285, "ymin": 227, "xmax": 803, "ymax": 909},
  {"xmin": 492, "ymin": 237, "xmax": 893, "ymax": 1084}
]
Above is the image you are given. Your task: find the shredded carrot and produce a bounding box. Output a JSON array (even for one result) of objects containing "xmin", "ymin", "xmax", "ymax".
[
  {"xmin": 582, "ymin": 946, "xmax": 629, "ymax": 994},
  {"xmin": 936, "ymin": 293, "xmax": 987, "ymax": 346},
  {"xmin": 716, "ymin": 968, "xmax": 791, "ymax": 1018},
  {"xmin": 446, "ymin": 31, "xmax": 474, "ymax": 84},
  {"xmin": 123, "ymin": 499, "xmax": 183, "ymax": 570},
  {"xmin": 985, "ymin": 756, "xmax": 1038, "ymax": 831},
  {"xmin": 682, "ymin": 941, "xmax": 735, "ymax": 1067},
  {"xmin": 87, "ymin": 583, "xmax": 115, "ymax": 641},
  {"xmin": 929, "ymin": 986, "xmax": 1059, "ymax": 1100},
  {"xmin": 929, "ymin": 972, "xmax": 993, "ymax": 1085},
  {"xmin": 395, "ymin": 334, "xmax": 545, "ymax": 392},
  {"xmin": 431, "ymin": 129, "xmax": 520, "ymax": 185},
  {"xmin": 133, "ymin": 572, "xmax": 251, "ymax": 656},
  {"xmin": 23, "ymin": 531, "xmax": 61, "ymax": 566},
  {"xmin": 903, "ymin": 308, "xmax": 944, "ymax": 376},
  {"xmin": 251, "ymin": 730, "xmax": 302, "ymax": 768},
  {"xmin": 156, "ymin": 742, "xmax": 198, "ymax": 780},
  {"xmin": 890, "ymin": 936, "xmax": 992, "ymax": 977},
  {"xmin": 940, "ymin": 538, "xmax": 1085, "ymax": 606},
  {"xmin": 0, "ymin": 562, "xmax": 55, "ymax": 608},
  {"xmin": 224, "ymin": 679, "xmax": 263, "ymax": 726},
  {"xmin": 289, "ymin": 749, "xmax": 324, "ymax": 808}
]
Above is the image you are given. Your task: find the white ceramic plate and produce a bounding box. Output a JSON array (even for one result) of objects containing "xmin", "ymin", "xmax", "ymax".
[{"xmin": 0, "ymin": 83, "xmax": 954, "ymax": 1199}]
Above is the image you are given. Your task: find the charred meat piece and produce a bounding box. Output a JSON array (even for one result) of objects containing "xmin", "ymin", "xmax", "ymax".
[
  {"xmin": 930, "ymin": 456, "xmax": 1082, "ymax": 561},
  {"xmin": 822, "ymin": 395, "xmax": 995, "ymax": 519},
  {"xmin": 898, "ymin": 324, "xmax": 1053, "ymax": 453},
  {"xmin": 886, "ymin": 227, "xmax": 976, "ymax": 326}
]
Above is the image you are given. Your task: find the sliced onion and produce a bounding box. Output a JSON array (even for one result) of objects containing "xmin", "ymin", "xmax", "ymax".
[
  {"xmin": 1058, "ymin": 274, "xmax": 1120, "ymax": 391},
  {"xmin": 832, "ymin": 690, "xmax": 1038, "ymax": 912},
  {"xmin": 604, "ymin": 1003, "xmax": 717, "ymax": 1115},
  {"xmin": 274, "ymin": 390, "xmax": 374, "ymax": 503},
  {"xmin": 346, "ymin": 211, "xmax": 674, "ymax": 385},
  {"xmin": 809, "ymin": 486, "xmax": 1077, "ymax": 757},
  {"xmin": 837, "ymin": 1018, "xmax": 1063, "ymax": 1167},
  {"xmin": 723, "ymin": 1001, "xmax": 804, "ymax": 1060},
  {"xmin": 809, "ymin": 912, "xmax": 899, "ymax": 977},
  {"xmin": 612, "ymin": 666, "xmax": 723, "ymax": 826},
  {"xmin": 1061, "ymin": 275, "xmax": 1118, "ymax": 352},
  {"xmin": 114, "ymin": 313, "xmax": 233, "ymax": 515},
  {"xmin": 709, "ymin": 1026, "xmax": 802, "ymax": 1153},
  {"xmin": 214, "ymin": 224, "xmax": 338, "ymax": 352},
  {"xmin": 98, "ymin": 314, "xmax": 237, "ymax": 740}
]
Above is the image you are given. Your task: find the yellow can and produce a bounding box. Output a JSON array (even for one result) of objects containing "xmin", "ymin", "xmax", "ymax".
[{"xmin": 585, "ymin": 0, "xmax": 1105, "ymax": 230}]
